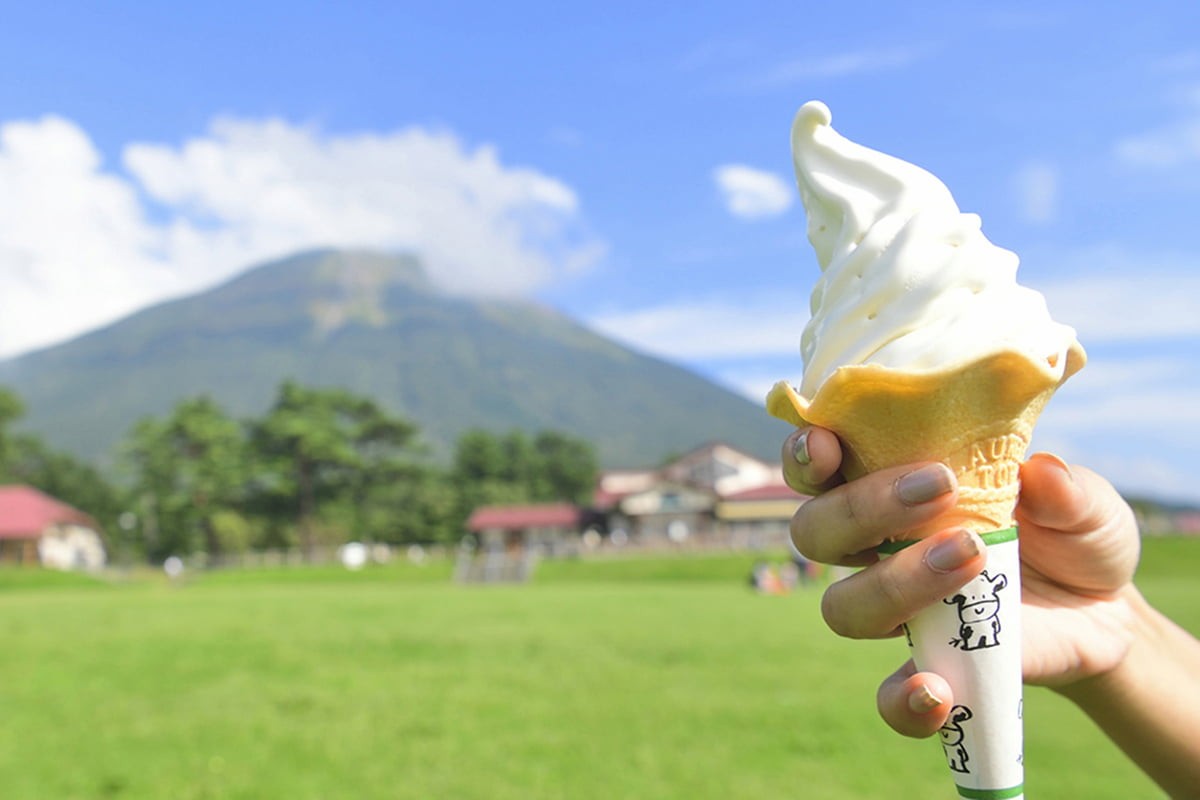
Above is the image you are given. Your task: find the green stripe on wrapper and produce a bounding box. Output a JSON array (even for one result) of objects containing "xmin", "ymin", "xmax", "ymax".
[
  {"xmin": 875, "ymin": 526, "xmax": 1018, "ymax": 555},
  {"xmin": 955, "ymin": 783, "xmax": 1024, "ymax": 799}
]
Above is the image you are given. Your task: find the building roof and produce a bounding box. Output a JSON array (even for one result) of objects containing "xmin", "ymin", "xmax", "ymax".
[
  {"xmin": 618, "ymin": 483, "xmax": 715, "ymax": 516},
  {"xmin": 592, "ymin": 469, "xmax": 658, "ymax": 510},
  {"xmin": 466, "ymin": 503, "xmax": 582, "ymax": 532},
  {"xmin": 656, "ymin": 441, "xmax": 778, "ymax": 498},
  {"xmin": 667, "ymin": 440, "xmax": 764, "ymax": 466},
  {"xmin": 721, "ymin": 482, "xmax": 808, "ymax": 502},
  {"xmin": 715, "ymin": 481, "xmax": 807, "ymax": 522},
  {"xmin": 0, "ymin": 485, "xmax": 97, "ymax": 540}
]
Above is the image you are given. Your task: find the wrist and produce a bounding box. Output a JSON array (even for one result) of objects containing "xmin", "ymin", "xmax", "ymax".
[
  {"xmin": 1051, "ymin": 585, "xmax": 1200, "ymax": 797},
  {"xmin": 1056, "ymin": 582, "xmax": 1185, "ymax": 714}
]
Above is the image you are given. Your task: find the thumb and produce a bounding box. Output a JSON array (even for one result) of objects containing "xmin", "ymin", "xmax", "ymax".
[
  {"xmin": 1016, "ymin": 453, "xmax": 1095, "ymax": 533},
  {"xmin": 876, "ymin": 659, "xmax": 955, "ymax": 738},
  {"xmin": 1016, "ymin": 452, "xmax": 1139, "ymax": 592}
]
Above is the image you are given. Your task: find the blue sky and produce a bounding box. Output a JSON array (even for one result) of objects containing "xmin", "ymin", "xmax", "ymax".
[{"xmin": 3, "ymin": 2, "xmax": 1200, "ymax": 502}]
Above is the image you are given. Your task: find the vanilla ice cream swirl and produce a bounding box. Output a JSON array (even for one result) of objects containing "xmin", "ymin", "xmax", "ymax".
[{"xmin": 792, "ymin": 101, "xmax": 1079, "ymax": 399}]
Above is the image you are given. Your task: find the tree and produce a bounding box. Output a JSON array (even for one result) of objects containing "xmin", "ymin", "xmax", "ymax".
[
  {"xmin": 124, "ymin": 417, "xmax": 182, "ymax": 559},
  {"xmin": 0, "ymin": 387, "xmax": 26, "ymax": 475},
  {"xmin": 452, "ymin": 429, "xmax": 507, "ymax": 485},
  {"xmin": 0, "ymin": 387, "xmax": 130, "ymax": 559},
  {"xmin": 531, "ymin": 431, "xmax": 598, "ymax": 505},
  {"xmin": 356, "ymin": 467, "xmax": 458, "ymax": 545},
  {"xmin": 124, "ymin": 396, "xmax": 247, "ymax": 561},
  {"xmin": 449, "ymin": 428, "xmax": 599, "ymax": 526},
  {"xmin": 450, "ymin": 429, "xmax": 529, "ymax": 529},
  {"xmin": 248, "ymin": 382, "xmax": 420, "ymax": 556}
]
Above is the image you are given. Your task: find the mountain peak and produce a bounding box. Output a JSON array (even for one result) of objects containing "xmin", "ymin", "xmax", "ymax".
[
  {"xmin": 246, "ymin": 249, "xmax": 433, "ymax": 336},
  {"xmin": 236, "ymin": 248, "xmax": 431, "ymax": 291},
  {"xmin": 4, "ymin": 248, "xmax": 790, "ymax": 467},
  {"xmin": 193, "ymin": 248, "xmax": 438, "ymax": 340}
]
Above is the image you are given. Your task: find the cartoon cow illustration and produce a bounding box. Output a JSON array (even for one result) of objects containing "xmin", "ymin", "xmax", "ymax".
[
  {"xmin": 939, "ymin": 705, "xmax": 974, "ymax": 773},
  {"xmin": 944, "ymin": 570, "xmax": 1008, "ymax": 650}
]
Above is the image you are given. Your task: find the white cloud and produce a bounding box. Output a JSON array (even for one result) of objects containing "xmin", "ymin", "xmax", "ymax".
[
  {"xmin": 580, "ymin": 259, "xmax": 1200, "ymax": 504},
  {"xmin": 760, "ymin": 45, "xmax": 930, "ymax": 84},
  {"xmin": 1036, "ymin": 367, "xmax": 1200, "ymax": 503},
  {"xmin": 0, "ymin": 115, "xmax": 600, "ymax": 358},
  {"xmin": 588, "ymin": 260, "xmax": 1200, "ymax": 373},
  {"xmin": 0, "ymin": 116, "xmax": 177, "ymax": 359},
  {"xmin": 1033, "ymin": 422, "xmax": 1200, "ymax": 503},
  {"xmin": 1036, "ymin": 269, "xmax": 1200, "ymax": 343},
  {"xmin": 1042, "ymin": 353, "xmax": 1200, "ymax": 437},
  {"xmin": 1114, "ymin": 119, "xmax": 1200, "ymax": 167},
  {"xmin": 1012, "ymin": 161, "xmax": 1058, "ymax": 224},
  {"xmin": 1047, "ymin": 386, "xmax": 1200, "ymax": 432},
  {"xmin": 587, "ymin": 298, "xmax": 804, "ymax": 362},
  {"xmin": 124, "ymin": 118, "xmax": 596, "ymax": 297},
  {"xmin": 709, "ymin": 366, "xmax": 793, "ymax": 405},
  {"xmin": 713, "ymin": 165, "xmax": 793, "ymax": 219},
  {"xmin": 1049, "ymin": 356, "xmax": 1193, "ymax": 393},
  {"xmin": 586, "ymin": 298, "xmax": 809, "ymax": 405},
  {"xmin": 1109, "ymin": 77, "xmax": 1200, "ymax": 167},
  {"xmin": 1083, "ymin": 453, "xmax": 1200, "ymax": 504}
]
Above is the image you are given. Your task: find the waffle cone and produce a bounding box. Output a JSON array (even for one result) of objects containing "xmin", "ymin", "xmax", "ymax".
[{"xmin": 767, "ymin": 343, "xmax": 1085, "ymax": 538}]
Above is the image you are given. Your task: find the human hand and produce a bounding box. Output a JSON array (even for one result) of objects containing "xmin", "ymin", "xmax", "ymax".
[{"xmin": 781, "ymin": 427, "xmax": 1142, "ymax": 738}]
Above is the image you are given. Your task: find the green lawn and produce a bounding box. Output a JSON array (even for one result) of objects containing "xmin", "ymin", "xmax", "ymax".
[{"xmin": 0, "ymin": 538, "xmax": 1193, "ymax": 799}]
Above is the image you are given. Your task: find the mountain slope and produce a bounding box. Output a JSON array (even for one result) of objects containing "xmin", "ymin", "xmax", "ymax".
[{"xmin": 0, "ymin": 249, "xmax": 791, "ymax": 468}]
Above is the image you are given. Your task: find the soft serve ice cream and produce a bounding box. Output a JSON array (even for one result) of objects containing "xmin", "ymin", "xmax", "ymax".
[
  {"xmin": 767, "ymin": 101, "xmax": 1086, "ymax": 800},
  {"xmin": 791, "ymin": 100, "xmax": 1080, "ymax": 400},
  {"xmin": 767, "ymin": 100, "xmax": 1085, "ymax": 532}
]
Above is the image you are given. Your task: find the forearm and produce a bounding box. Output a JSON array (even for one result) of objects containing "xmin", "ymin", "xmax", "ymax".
[{"xmin": 1059, "ymin": 587, "xmax": 1200, "ymax": 798}]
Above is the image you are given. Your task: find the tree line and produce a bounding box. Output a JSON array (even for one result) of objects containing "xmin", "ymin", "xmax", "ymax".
[{"xmin": 0, "ymin": 382, "xmax": 598, "ymax": 564}]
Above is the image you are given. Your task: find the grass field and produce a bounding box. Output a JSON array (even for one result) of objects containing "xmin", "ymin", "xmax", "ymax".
[{"xmin": 0, "ymin": 538, "xmax": 1195, "ymax": 799}]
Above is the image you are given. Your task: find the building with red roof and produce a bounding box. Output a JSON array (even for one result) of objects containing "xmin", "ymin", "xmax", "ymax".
[
  {"xmin": 465, "ymin": 502, "xmax": 585, "ymax": 557},
  {"xmin": 716, "ymin": 480, "xmax": 807, "ymax": 549},
  {"xmin": 590, "ymin": 443, "xmax": 807, "ymax": 548},
  {"xmin": 466, "ymin": 503, "xmax": 582, "ymax": 534},
  {"xmin": 459, "ymin": 503, "xmax": 586, "ymax": 583},
  {"xmin": 0, "ymin": 485, "xmax": 107, "ymax": 570},
  {"xmin": 461, "ymin": 442, "xmax": 806, "ymax": 567}
]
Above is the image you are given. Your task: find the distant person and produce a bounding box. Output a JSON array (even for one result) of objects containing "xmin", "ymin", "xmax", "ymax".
[
  {"xmin": 749, "ymin": 561, "xmax": 785, "ymax": 595},
  {"xmin": 760, "ymin": 564, "xmax": 782, "ymax": 595},
  {"xmin": 749, "ymin": 561, "xmax": 768, "ymax": 591},
  {"xmin": 780, "ymin": 426, "xmax": 1200, "ymax": 799},
  {"xmin": 779, "ymin": 560, "xmax": 800, "ymax": 592},
  {"xmin": 789, "ymin": 550, "xmax": 811, "ymax": 586}
]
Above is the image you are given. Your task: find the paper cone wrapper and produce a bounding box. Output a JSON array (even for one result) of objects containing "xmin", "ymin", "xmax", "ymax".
[
  {"xmin": 767, "ymin": 344, "xmax": 1084, "ymax": 799},
  {"xmin": 881, "ymin": 529, "xmax": 1025, "ymax": 799}
]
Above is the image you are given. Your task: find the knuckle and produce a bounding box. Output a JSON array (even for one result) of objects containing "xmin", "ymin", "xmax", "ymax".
[
  {"xmin": 821, "ymin": 562, "xmax": 911, "ymax": 641},
  {"xmin": 821, "ymin": 584, "xmax": 868, "ymax": 639},
  {"xmin": 830, "ymin": 483, "xmax": 888, "ymax": 555},
  {"xmin": 869, "ymin": 564, "xmax": 911, "ymax": 613},
  {"xmin": 838, "ymin": 486, "xmax": 871, "ymax": 532},
  {"xmin": 790, "ymin": 503, "xmax": 826, "ymax": 561}
]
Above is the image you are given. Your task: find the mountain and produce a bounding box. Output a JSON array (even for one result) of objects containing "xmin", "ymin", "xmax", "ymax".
[{"xmin": 0, "ymin": 249, "xmax": 792, "ymax": 468}]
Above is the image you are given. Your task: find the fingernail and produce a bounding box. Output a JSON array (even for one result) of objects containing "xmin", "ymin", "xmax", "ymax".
[
  {"xmin": 894, "ymin": 464, "xmax": 954, "ymax": 505},
  {"xmin": 1031, "ymin": 451, "xmax": 1074, "ymax": 482},
  {"xmin": 925, "ymin": 529, "xmax": 983, "ymax": 573},
  {"xmin": 792, "ymin": 430, "xmax": 811, "ymax": 465},
  {"xmin": 908, "ymin": 684, "xmax": 943, "ymax": 714}
]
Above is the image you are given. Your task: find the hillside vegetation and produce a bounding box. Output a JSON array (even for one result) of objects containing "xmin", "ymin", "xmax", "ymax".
[{"xmin": 0, "ymin": 249, "xmax": 790, "ymax": 468}]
